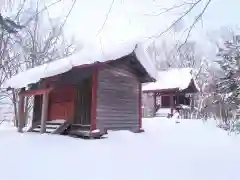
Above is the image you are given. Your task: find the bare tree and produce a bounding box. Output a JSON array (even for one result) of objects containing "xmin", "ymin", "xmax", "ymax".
[
  {"xmin": 154, "ymin": 40, "xmax": 203, "ymax": 70},
  {"xmin": 0, "ymin": 0, "xmax": 78, "ymax": 126},
  {"xmin": 0, "ymin": 0, "xmax": 66, "ymax": 34},
  {"xmin": 95, "ymin": 0, "xmax": 212, "ymax": 47},
  {"xmin": 148, "ymin": 0, "xmax": 213, "ymax": 47}
]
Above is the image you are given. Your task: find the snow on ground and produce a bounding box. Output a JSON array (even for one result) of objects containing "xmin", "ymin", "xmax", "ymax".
[
  {"xmin": 0, "ymin": 100, "xmax": 14, "ymax": 122},
  {"xmin": 0, "ymin": 118, "xmax": 240, "ymax": 180}
]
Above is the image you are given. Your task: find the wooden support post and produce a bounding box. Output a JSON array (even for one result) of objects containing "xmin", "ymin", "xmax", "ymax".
[
  {"xmin": 17, "ymin": 93, "xmax": 25, "ymax": 133},
  {"xmin": 138, "ymin": 83, "xmax": 142, "ymax": 129},
  {"xmin": 190, "ymin": 94, "xmax": 194, "ymax": 110},
  {"xmin": 40, "ymin": 92, "xmax": 49, "ymax": 134},
  {"xmin": 170, "ymin": 94, "xmax": 174, "ymax": 117},
  {"xmin": 12, "ymin": 89, "xmax": 18, "ymax": 127},
  {"xmin": 176, "ymin": 92, "xmax": 179, "ymax": 106},
  {"xmin": 159, "ymin": 94, "xmax": 162, "ymax": 108},
  {"xmin": 184, "ymin": 94, "xmax": 186, "ymax": 105},
  {"xmin": 90, "ymin": 67, "xmax": 98, "ymax": 132},
  {"xmin": 153, "ymin": 92, "xmax": 157, "ymax": 115}
]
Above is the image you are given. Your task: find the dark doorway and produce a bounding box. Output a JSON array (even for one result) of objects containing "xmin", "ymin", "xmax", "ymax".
[
  {"xmin": 74, "ymin": 77, "xmax": 92, "ymax": 126},
  {"xmin": 161, "ymin": 95, "xmax": 171, "ymax": 108}
]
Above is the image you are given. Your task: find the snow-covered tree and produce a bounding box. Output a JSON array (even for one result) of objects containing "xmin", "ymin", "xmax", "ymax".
[
  {"xmin": 216, "ymin": 36, "xmax": 240, "ymax": 106},
  {"xmin": 215, "ymin": 35, "xmax": 240, "ymax": 124},
  {"xmin": 153, "ymin": 40, "xmax": 202, "ymax": 70},
  {"xmin": 0, "ymin": 13, "xmax": 23, "ymax": 33}
]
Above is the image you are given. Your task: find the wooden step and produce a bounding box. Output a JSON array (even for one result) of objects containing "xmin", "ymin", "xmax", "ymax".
[
  {"xmin": 36, "ymin": 124, "xmax": 61, "ymax": 129},
  {"xmin": 31, "ymin": 127, "xmax": 54, "ymax": 133},
  {"xmin": 65, "ymin": 124, "xmax": 103, "ymax": 138},
  {"xmin": 68, "ymin": 129, "xmax": 102, "ymax": 139},
  {"xmin": 31, "ymin": 120, "xmax": 67, "ymax": 134}
]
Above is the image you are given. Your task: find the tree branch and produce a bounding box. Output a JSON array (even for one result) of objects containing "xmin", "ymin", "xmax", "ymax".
[
  {"xmin": 96, "ymin": 0, "xmax": 115, "ymax": 36},
  {"xmin": 144, "ymin": 1, "xmax": 195, "ymax": 16},
  {"xmin": 178, "ymin": 0, "xmax": 212, "ymax": 49},
  {"xmin": 23, "ymin": 0, "xmax": 62, "ymax": 26},
  {"xmin": 149, "ymin": 0, "xmax": 203, "ymax": 39}
]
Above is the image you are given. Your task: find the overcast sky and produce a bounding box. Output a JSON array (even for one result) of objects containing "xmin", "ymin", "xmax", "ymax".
[
  {"xmin": 45, "ymin": 0, "xmax": 240, "ymax": 43},
  {"xmin": 4, "ymin": 0, "xmax": 240, "ymax": 57},
  {"xmin": 203, "ymin": 0, "xmax": 239, "ymax": 29}
]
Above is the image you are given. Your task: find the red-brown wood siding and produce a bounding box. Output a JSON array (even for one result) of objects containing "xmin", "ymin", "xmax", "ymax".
[{"xmin": 48, "ymin": 84, "xmax": 76, "ymax": 121}]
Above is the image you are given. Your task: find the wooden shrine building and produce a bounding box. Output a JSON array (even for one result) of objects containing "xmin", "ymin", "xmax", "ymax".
[
  {"xmin": 142, "ymin": 68, "xmax": 199, "ymax": 118},
  {"xmin": 4, "ymin": 44, "xmax": 156, "ymax": 137}
]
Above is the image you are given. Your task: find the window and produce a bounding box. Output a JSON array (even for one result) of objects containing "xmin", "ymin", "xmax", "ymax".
[{"xmin": 176, "ymin": 94, "xmax": 190, "ymax": 106}]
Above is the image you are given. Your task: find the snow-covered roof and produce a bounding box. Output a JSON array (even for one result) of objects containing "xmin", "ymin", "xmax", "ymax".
[
  {"xmin": 142, "ymin": 68, "xmax": 199, "ymax": 92},
  {"xmin": 3, "ymin": 42, "xmax": 157, "ymax": 89}
]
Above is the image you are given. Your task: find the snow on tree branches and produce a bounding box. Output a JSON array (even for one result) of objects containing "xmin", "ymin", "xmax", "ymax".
[
  {"xmin": 216, "ymin": 35, "xmax": 240, "ymax": 108},
  {"xmin": 0, "ymin": 14, "xmax": 23, "ymax": 33}
]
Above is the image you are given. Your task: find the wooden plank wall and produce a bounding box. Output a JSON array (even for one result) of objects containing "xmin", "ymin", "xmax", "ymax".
[
  {"xmin": 74, "ymin": 78, "xmax": 92, "ymax": 125},
  {"xmin": 96, "ymin": 64, "xmax": 140, "ymax": 132}
]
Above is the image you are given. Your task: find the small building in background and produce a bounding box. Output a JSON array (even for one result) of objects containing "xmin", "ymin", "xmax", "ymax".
[
  {"xmin": 142, "ymin": 68, "xmax": 199, "ymax": 118},
  {"xmin": 3, "ymin": 44, "xmax": 156, "ymax": 138}
]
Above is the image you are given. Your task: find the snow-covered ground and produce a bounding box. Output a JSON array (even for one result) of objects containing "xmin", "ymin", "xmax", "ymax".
[
  {"xmin": 0, "ymin": 99, "xmax": 14, "ymax": 122},
  {"xmin": 0, "ymin": 118, "xmax": 240, "ymax": 180}
]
